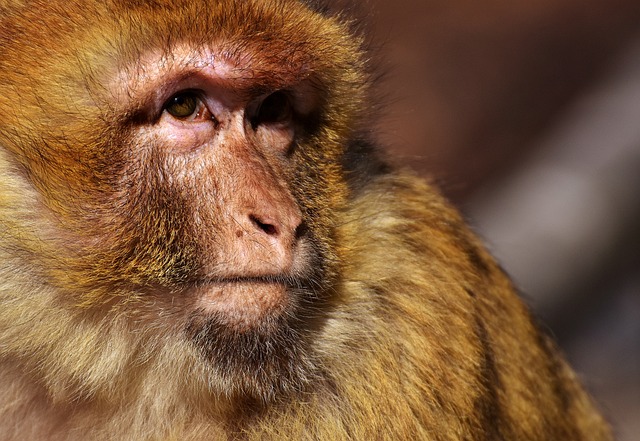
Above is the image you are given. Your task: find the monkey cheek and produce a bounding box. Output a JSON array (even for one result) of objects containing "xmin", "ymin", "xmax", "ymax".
[{"xmin": 193, "ymin": 281, "xmax": 290, "ymax": 330}]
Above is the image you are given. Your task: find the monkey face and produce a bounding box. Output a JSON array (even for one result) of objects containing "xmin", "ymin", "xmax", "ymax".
[
  {"xmin": 0, "ymin": 0, "xmax": 366, "ymax": 401},
  {"xmin": 106, "ymin": 48, "xmax": 337, "ymax": 399}
]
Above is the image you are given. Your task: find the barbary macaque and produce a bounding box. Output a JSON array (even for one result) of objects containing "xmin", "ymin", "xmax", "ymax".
[{"xmin": 0, "ymin": 0, "xmax": 612, "ymax": 439}]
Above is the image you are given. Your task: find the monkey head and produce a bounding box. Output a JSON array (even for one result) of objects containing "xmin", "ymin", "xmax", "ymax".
[{"xmin": 0, "ymin": 0, "xmax": 367, "ymax": 403}]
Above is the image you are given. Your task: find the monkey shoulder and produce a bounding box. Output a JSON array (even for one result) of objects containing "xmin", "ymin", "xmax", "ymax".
[
  {"xmin": 341, "ymin": 169, "xmax": 498, "ymax": 290},
  {"xmin": 332, "ymin": 170, "xmax": 612, "ymax": 441}
]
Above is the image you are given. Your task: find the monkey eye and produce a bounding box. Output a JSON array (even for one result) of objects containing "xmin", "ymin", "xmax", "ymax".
[
  {"xmin": 163, "ymin": 91, "xmax": 211, "ymax": 121},
  {"xmin": 254, "ymin": 91, "xmax": 293, "ymax": 126}
]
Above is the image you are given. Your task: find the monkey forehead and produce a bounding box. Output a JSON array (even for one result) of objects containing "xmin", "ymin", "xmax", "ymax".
[{"xmin": 112, "ymin": 43, "xmax": 313, "ymax": 108}]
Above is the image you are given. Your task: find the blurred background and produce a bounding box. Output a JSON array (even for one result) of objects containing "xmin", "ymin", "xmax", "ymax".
[{"xmin": 332, "ymin": 0, "xmax": 640, "ymax": 439}]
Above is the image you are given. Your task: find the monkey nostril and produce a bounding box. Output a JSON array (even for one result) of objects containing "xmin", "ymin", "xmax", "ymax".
[{"xmin": 249, "ymin": 214, "xmax": 278, "ymax": 236}]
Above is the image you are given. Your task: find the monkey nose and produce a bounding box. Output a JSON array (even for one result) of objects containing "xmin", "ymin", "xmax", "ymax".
[
  {"xmin": 246, "ymin": 209, "xmax": 304, "ymax": 243},
  {"xmin": 231, "ymin": 206, "xmax": 304, "ymax": 274}
]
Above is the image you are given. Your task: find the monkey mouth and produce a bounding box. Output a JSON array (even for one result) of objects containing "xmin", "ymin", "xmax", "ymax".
[{"xmin": 191, "ymin": 276, "xmax": 297, "ymax": 329}]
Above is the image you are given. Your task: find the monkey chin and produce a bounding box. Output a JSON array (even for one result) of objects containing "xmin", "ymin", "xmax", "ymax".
[
  {"xmin": 193, "ymin": 279, "xmax": 291, "ymax": 331},
  {"xmin": 185, "ymin": 281, "xmax": 318, "ymax": 402}
]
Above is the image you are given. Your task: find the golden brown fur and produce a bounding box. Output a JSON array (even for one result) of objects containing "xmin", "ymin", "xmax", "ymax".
[{"xmin": 0, "ymin": 0, "xmax": 612, "ymax": 440}]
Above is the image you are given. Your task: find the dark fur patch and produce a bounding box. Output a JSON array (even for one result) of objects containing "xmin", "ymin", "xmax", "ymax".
[
  {"xmin": 448, "ymin": 221, "xmax": 492, "ymax": 277},
  {"xmin": 342, "ymin": 137, "xmax": 391, "ymax": 196},
  {"xmin": 298, "ymin": 0, "xmax": 330, "ymax": 15},
  {"xmin": 472, "ymin": 315, "xmax": 508, "ymax": 440}
]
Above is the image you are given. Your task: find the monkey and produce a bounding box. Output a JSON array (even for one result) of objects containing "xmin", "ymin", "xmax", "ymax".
[{"xmin": 0, "ymin": 0, "xmax": 613, "ymax": 440}]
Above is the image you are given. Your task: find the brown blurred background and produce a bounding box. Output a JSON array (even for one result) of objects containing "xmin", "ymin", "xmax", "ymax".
[{"xmin": 332, "ymin": 0, "xmax": 640, "ymax": 439}]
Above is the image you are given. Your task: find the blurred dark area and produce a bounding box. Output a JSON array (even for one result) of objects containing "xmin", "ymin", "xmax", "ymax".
[{"xmin": 333, "ymin": 0, "xmax": 640, "ymax": 439}]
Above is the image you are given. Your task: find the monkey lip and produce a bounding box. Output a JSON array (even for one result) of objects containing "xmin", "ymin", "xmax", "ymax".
[{"xmin": 192, "ymin": 276, "xmax": 294, "ymax": 327}]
